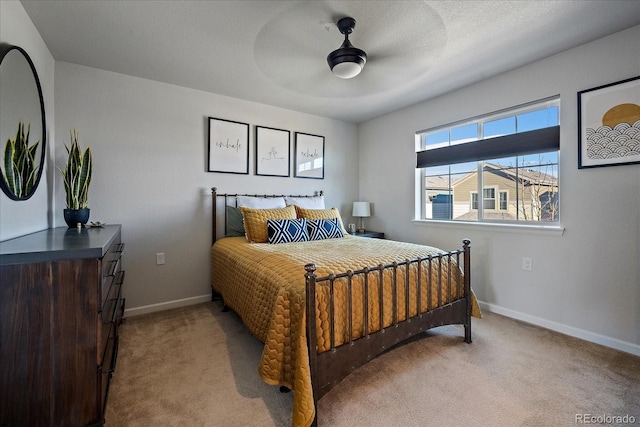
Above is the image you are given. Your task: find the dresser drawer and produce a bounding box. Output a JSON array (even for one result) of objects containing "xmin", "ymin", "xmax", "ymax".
[
  {"xmin": 99, "ymin": 289, "xmax": 123, "ymax": 418},
  {"xmin": 100, "ymin": 333, "xmax": 119, "ymax": 415},
  {"xmin": 101, "ymin": 242, "xmax": 124, "ymax": 305},
  {"xmin": 100, "ymin": 271, "xmax": 124, "ymax": 365},
  {"xmin": 102, "ymin": 270, "xmax": 124, "ymax": 316},
  {"xmin": 101, "ymin": 241, "xmax": 123, "ymax": 278}
]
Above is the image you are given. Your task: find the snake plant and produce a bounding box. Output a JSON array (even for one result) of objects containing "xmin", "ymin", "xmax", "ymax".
[
  {"xmin": 2, "ymin": 121, "xmax": 40, "ymax": 198},
  {"xmin": 58, "ymin": 129, "xmax": 92, "ymax": 210}
]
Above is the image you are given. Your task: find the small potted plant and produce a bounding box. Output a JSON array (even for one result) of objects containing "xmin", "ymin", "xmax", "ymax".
[
  {"xmin": 1, "ymin": 121, "xmax": 40, "ymax": 199},
  {"xmin": 58, "ymin": 129, "xmax": 92, "ymax": 227}
]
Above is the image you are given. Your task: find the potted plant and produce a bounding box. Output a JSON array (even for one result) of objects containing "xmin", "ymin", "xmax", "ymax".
[
  {"xmin": 2, "ymin": 121, "xmax": 40, "ymax": 199},
  {"xmin": 58, "ymin": 129, "xmax": 92, "ymax": 228}
]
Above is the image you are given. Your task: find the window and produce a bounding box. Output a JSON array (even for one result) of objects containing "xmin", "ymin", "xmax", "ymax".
[
  {"xmin": 499, "ymin": 191, "xmax": 508, "ymax": 211},
  {"xmin": 471, "ymin": 188, "xmax": 507, "ymax": 211},
  {"xmin": 416, "ymin": 97, "xmax": 560, "ymax": 224}
]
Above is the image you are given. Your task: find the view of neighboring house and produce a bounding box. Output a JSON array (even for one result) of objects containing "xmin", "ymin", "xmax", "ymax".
[{"xmin": 426, "ymin": 162, "xmax": 559, "ymax": 222}]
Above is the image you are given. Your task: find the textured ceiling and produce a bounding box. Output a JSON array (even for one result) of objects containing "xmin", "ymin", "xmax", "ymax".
[{"xmin": 20, "ymin": 0, "xmax": 640, "ymax": 124}]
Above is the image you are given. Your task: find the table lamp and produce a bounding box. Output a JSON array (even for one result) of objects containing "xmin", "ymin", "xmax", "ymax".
[{"xmin": 352, "ymin": 201, "xmax": 370, "ymax": 233}]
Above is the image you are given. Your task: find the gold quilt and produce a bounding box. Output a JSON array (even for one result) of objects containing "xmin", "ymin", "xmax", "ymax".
[{"xmin": 211, "ymin": 235, "xmax": 479, "ymax": 427}]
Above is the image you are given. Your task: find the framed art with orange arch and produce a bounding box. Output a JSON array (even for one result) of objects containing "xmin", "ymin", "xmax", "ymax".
[{"xmin": 578, "ymin": 75, "xmax": 640, "ymax": 169}]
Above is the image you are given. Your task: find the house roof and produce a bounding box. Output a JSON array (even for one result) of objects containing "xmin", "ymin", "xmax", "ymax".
[
  {"xmin": 425, "ymin": 175, "xmax": 451, "ymax": 190},
  {"xmin": 484, "ymin": 162, "xmax": 558, "ymax": 186},
  {"xmin": 19, "ymin": 0, "xmax": 640, "ymax": 124},
  {"xmin": 426, "ymin": 162, "xmax": 558, "ymax": 190}
]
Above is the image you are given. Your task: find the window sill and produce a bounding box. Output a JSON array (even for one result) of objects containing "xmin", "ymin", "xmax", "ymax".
[{"xmin": 411, "ymin": 219, "xmax": 565, "ymax": 236}]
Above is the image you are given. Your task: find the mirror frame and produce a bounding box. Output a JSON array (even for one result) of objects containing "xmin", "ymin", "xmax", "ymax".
[{"xmin": 0, "ymin": 43, "xmax": 47, "ymax": 201}]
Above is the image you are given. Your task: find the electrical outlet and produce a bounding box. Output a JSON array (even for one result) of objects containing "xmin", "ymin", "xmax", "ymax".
[
  {"xmin": 156, "ymin": 252, "xmax": 165, "ymax": 265},
  {"xmin": 522, "ymin": 257, "xmax": 532, "ymax": 271}
]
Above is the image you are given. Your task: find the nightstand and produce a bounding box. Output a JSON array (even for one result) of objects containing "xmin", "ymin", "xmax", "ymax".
[{"xmin": 353, "ymin": 230, "xmax": 385, "ymax": 239}]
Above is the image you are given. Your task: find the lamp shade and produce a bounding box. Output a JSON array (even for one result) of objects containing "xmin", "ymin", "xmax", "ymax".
[
  {"xmin": 352, "ymin": 201, "xmax": 370, "ymax": 217},
  {"xmin": 331, "ymin": 60, "xmax": 364, "ymax": 79}
]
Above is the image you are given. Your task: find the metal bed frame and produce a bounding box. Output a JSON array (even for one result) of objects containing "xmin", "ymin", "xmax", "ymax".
[{"xmin": 210, "ymin": 188, "xmax": 472, "ymax": 426}]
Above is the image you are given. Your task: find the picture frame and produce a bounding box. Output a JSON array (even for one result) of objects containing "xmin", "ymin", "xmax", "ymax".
[
  {"xmin": 578, "ymin": 76, "xmax": 640, "ymax": 169},
  {"xmin": 207, "ymin": 117, "xmax": 249, "ymax": 174},
  {"xmin": 294, "ymin": 132, "xmax": 324, "ymax": 179},
  {"xmin": 255, "ymin": 126, "xmax": 290, "ymax": 177}
]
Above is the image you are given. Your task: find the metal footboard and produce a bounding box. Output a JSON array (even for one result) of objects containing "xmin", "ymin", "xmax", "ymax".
[{"xmin": 305, "ymin": 240, "xmax": 471, "ymax": 425}]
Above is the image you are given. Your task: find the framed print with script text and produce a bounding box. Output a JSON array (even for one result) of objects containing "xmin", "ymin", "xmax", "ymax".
[
  {"xmin": 294, "ymin": 132, "xmax": 324, "ymax": 179},
  {"xmin": 207, "ymin": 117, "xmax": 249, "ymax": 174}
]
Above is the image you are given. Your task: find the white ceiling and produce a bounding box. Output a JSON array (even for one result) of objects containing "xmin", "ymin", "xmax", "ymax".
[{"xmin": 20, "ymin": 0, "xmax": 640, "ymax": 124}]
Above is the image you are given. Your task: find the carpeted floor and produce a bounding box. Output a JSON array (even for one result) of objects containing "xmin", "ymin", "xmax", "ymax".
[{"xmin": 105, "ymin": 302, "xmax": 640, "ymax": 427}]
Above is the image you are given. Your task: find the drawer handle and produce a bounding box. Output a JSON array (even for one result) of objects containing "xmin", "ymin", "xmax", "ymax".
[
  {"xmin": 114, "ymin": 243, "xmax": 125, "ymax": 253},
  {"xmin": 103, "ymin": 309, "xmax": 117, "ymax": 325},
  {"xmin": 104, "ymin": 298, "xmax": 122, "ymax": 325},
  {"xmin": 107, "ymin": 258, "xmax": 120, "ymax": 277},
  {"xmin": 109, "ymin": 335, "xmax": 119, "ymax": 373}
]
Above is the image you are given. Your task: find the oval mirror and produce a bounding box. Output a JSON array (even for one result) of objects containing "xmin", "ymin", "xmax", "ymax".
[{"xmin": 0, "ymin": 43, "xmax": 47, "ymax": 201}]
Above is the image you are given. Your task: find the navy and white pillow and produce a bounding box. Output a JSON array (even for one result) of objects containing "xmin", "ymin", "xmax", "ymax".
[
  {"xmin": 307, "ymin": 218, "xmax": 344, "ymax": 241},
  {"xmin": 267, "ymin": 218, "xmax": 309, "ymax": 244}
]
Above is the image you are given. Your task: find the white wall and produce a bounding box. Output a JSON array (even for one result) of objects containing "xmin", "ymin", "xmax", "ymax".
[
  {"xmin": 359, "ymin": 25, "xmax": 640, "ymax": 355},
  {"xmin": 0, "ymin": 0, "xmax": 54, "ymax": 240},
  {"xmin": 54, "ymin": 62, "xmax": 359, "ymax": 314}
]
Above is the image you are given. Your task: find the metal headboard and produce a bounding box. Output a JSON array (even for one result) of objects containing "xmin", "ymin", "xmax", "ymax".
[{"xmin": 211, "ymin": 187, "xmax": 324, "ymax": 244}]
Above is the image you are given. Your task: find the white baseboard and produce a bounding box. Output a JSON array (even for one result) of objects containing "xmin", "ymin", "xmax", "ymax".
[
  {"xmin": 478, "ymin": 301, "xmax": 640, "ymax": 357},
  {"xmin": 124, "ymin": 294, "xmax": 212, "ymax": 318}
]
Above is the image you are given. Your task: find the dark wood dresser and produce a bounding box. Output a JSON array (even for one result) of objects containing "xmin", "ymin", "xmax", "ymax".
[{"xmin": 0, "ymin": 225, "xmax": 125, "ymax": 426}]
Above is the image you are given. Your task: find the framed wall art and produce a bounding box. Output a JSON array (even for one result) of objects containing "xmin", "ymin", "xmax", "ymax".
[
  {"xmin": 255, "ymin": 126, "xmax": 290, "ymax": 177},
  {"xmin": 578, "ymin": 76, "xmax": 640, "ymax": 169},
  {"xmin": 207, "ymin": 117, "xmax": 249, "ymax": 174},
  {"xmin": 294, "ymin": 132, "xmax": 324, "ymax": 179}
]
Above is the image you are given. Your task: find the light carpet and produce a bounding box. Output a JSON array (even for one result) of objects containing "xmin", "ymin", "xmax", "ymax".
[{"xmin": 105, "ymin": 302, "xmax": 640, "ymax": 426}]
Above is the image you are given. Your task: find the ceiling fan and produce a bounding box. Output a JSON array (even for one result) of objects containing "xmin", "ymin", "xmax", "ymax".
[
  {"xmin": 326, "ymin": 17, "xmax": 367, "ymax": 79},
  {"xmin": 253, "ymin": 2, "xmax": 443, "ymax": 97}
]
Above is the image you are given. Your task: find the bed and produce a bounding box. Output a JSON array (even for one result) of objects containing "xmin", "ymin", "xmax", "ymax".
[{"xmin": 210, "ymin": 188, "xmax": 478, "ymax": 427}]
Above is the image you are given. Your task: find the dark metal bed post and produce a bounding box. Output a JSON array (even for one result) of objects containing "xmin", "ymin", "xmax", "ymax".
[
  {"xmin": 463, "ymin": 239, "xmax": 472, "ymax": 343},
  {"xmin": 211, "ymin": 187, "xmax": 220, "ymax": 303},
  {"xmin": 211, "ymin": 187, "xmax": 217, "ymax": 245},
  {"xmin": 304, "ymin": 263, "xmax": 319, "ymax": 427}
]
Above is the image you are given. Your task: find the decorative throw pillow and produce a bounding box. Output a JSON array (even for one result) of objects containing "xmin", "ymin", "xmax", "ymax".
[
  {"xmin": 285, "ymin": 195, "xmax": 325, "ymax": 209},
  {"xmin": 237, "ymin": 195, "xmax": 286, "ymax": 209},
  {"xmin": 267, "ymin": 218, "xmax": 309, "ymax": 244},
  {"xmin": 225, "ymin": 205, "xmax": 245, "ymax": 237},
  {"xmin": 307, "ymin": 218, "xmax": 345, "ymax": 241},
  {"xmin": 240, "ymin": 205, "xmax": 297, "ymax": 243},
  {"xmin": 294, "ymin": 206, "xmax": 348, "ymax": 234}
]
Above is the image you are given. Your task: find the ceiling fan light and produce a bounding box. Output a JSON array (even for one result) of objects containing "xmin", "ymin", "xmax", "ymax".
[
  {"xmin": 331, "ymin": 60, "xmax": 364, "ymax": 79},
  {"xmin": 327, "ymin": 46, "xmax": 367, "ymax": 79}
]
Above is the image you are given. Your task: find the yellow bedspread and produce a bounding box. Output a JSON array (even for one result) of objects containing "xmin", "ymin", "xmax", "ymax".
[{"xmin": 211, "ymin": 235, "xmax": 479, "ymax": 427}]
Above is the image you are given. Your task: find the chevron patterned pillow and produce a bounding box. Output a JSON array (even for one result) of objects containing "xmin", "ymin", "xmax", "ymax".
[
  {"xmin": 307, "ymin": 218, "xmax": 345, "ymax": 241},
  {"xmin": 267, "ymin": 218, "xmax": 310, "ymax": 244}
]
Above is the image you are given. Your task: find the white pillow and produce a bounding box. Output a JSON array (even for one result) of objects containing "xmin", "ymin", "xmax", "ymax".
[
  {"xmin": 285, "ymin": 195, "xmax": 325, "ymax": 209},
  {"xmin": 237, "ymin": 195, "xmax": 286, "ymax": 209}
]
